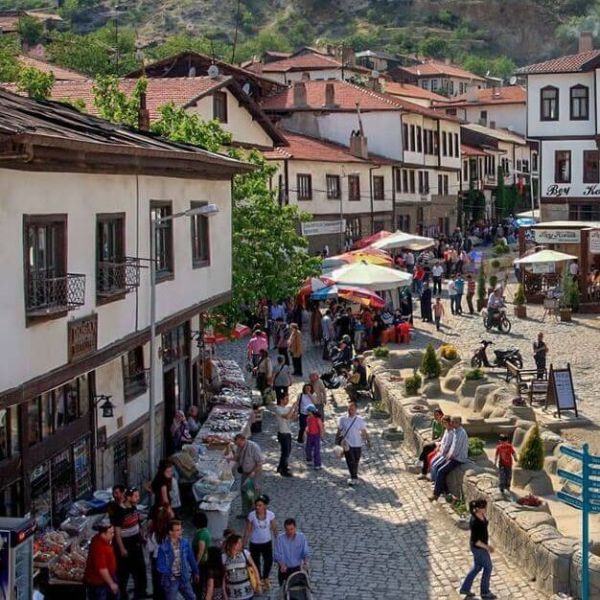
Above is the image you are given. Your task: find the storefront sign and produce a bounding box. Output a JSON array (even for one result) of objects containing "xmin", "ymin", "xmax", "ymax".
[
  {"xmin": 590, "ymin": 230, "xmax": 600, "ymax": 254},
  {"xmin": 533, "ymin": 229, "xmax": 581, "ymax": 244},
  {"xmin": 301, "ymin": 219, "xmax": 346, "ymax": 237},
  {"xmin": 67, "ymin": 314, "xmax": 98, "ymax": 362}
]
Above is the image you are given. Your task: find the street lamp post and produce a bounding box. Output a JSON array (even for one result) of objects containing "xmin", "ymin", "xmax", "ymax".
[{"xmin": 148, "ymin": 204, "xmax": 219, "ymax": 478}]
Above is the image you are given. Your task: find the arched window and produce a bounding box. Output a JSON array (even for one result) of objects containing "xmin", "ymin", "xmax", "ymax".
[
  {"xmin": 540, "ymin": 86, "xmax": 559, "ymax": 121},
  {"xmin": 570, "ymin": 84, "xmax": 589, "ymax": 120}
]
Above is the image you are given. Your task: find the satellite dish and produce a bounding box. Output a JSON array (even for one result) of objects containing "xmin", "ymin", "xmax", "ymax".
[
  {"xmin": 208, "ymin": 64, "xmax": 220, "ymax": 79},
  {"xmin": 509, "ymin": 76, "xmax": 517, "ymax": 86},
  {"xmin": 242, "ymin": 82, "xmax": 252, "ymax": 96}
]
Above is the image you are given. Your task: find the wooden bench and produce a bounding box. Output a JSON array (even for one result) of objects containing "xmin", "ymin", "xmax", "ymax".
[{"xmin": 505, "ymin": 361, "xmax": 548, "ymax": 405}]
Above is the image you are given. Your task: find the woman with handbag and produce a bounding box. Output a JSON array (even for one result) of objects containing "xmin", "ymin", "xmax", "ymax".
[
  {"xmin": 254, "ymin": 349, "xmax": 272, "ymax": 394},
  {"xmin": 222, "ymin": 534, "xmax": 261, "ymax": 599},
  {"xmin": 272, "ymin": 355, "xmax": 292, "ymax": 402},
  {"xmin": 243, "ymin": 495, "xmax": 278, "ymax": 591}
]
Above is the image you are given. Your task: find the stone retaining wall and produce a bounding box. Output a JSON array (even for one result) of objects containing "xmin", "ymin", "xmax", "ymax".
[{"xmin": 371, "ymin": 365, "xmax": 600, "ymax": 598}]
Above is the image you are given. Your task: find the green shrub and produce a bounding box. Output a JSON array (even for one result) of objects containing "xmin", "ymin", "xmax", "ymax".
[
  {"xmin": 491, "ymin": 259, "xmax": 501, "ymax": 269},
  {"xmin": 489, "ymin": 274, "xmax": 498, "ymax": 290},
  {"xmin": 518, "ymin": 424, "xmax": 544, "ymax": 471},
  {"xmin": 468, "ymin": 437, "xmax": 485, "ymax": 457},
  {"xmin": 405, "ymin": 373, "xmax": 422, "ymax": 396},
  {"xmin": 493, "ymin": 242, "xmax": 510, "ymax": 256},
  {"xmin": 421, "ymin": 343, "xmax": 441, "ymax": 378},
  {"xmin": 514, "ymin": 283, "xmax": 526, "ymax": 306},
  {"xmin": 560, "ymin": 268, "xmax": 580, "ymax": 310},
  {"xmin": 373, "ymin": 346, "xmax": 390, "ymax": 358},
  {"xmin": 465, "ymin": 368, "xmax": 485, "ymax": 380},
  {"xmin": 439, "ymin": 343, "xmax": 458, "ymax": 360}
]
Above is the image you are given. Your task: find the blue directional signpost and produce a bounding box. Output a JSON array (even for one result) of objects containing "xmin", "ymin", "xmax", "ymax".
[{"xmin": 557, "ymin": 443, "xmax": 600, "ymax": 600}]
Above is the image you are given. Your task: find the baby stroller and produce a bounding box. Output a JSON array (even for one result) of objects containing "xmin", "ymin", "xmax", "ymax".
[{"xmin": 280, "ymin": 569, "xmax": 313, "ymax": 600}]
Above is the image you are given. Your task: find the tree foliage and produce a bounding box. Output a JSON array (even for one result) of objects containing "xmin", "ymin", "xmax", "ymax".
[
  {"xmin": 421, "ymin": 343, "xmax": 441, "ymax": 379},
  {"xmin": 418, "ymin": 36, "xmax": 450, "ymax": 59},
  {"xmin": 151, "ymin": 104, "xmax": 232, "ymax": 153},
  {"xmin": 16, "ymin": 66, "xmax": 54, "ymax": 100},
  {"xmin": 17, "ymin": 15, "xmax": 45, "ymax": 46},
  {"xmin": 0, "ymin": 35, "xmax": 20, "ymax": 82},
  {"xmin": 92, "ymin": 75, "xmax": 146, "ymax": 127}
]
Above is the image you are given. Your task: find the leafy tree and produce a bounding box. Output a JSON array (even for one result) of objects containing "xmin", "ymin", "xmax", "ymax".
[
  {"xmin": 518, "ymin": 425, "xmax": 544, "ymax": 471},
  {"xmin": 17, "ymin": 15, "xmax": 44, "ymax": 46},
  {"xmin": 16, "ymin": 66, "xmax": 54, "ymax": 100},
  {"xmin": 152, "ymin": 103, "xmax": 232, "ymax": 153},
  {"xmin": 149, "ymin": 33, "xmax": 218, "ymax": 61},
  {"xmin": 92, "ymin": 75, "xmax": 147, "ymax": 127},
  {"xmin": 0, "ymin": 35, "xmax": 20, "ymax": 82},
  {"xmin": 47, "ymin": 26, "xmax": 138, "ymax": 77},
  {"xmin": 421, "ymin": 343, "xmax": 441, "ymax": 378},
  {"xmin": 418, "ymin": 36, "xmax": 449, "ymax": 59},
  {"xmin": 476, "ymin": 266, "xmax": 486, "ymax": 308},
  {"xmin": 236, "ymin": 30, "xmax": 292, "ymax": 63}
]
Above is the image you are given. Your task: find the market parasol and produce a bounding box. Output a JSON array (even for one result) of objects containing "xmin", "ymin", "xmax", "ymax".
[
  {"xmin": 310, "ymin": 284, "xmax": 385, "ymax": 308},
  {"xmin": 322, "ymin": 248, "xmax": 392, "ymax": 270},
  {"xmin": 328, "ymin": 261, "xmax": 412, "ymax": 291},
  {"xmin": 372, "ymin": 230, "xmax": 435, "ymax": 251},
  {"xmin": 352, "ymin": 230, "xmax": 392, "ymax": 250},
  {"xmin": 513, "ymin": 250, "xmax": 577, "ymax": 265}
]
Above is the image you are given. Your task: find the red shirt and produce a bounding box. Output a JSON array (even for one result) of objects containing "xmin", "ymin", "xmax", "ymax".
[
  {"xmin": 307, "ymin": 414, "xmax": 322, "ymax": 436},
  {"xmin": 84, "ymin": 534, "xmax": 117, "ymax": 586},
  {"xmin": 496, "ymin": 442, "xmax": 515, "ymax": 467}
]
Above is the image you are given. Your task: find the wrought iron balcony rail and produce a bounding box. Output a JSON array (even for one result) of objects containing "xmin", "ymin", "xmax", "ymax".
[
  {"xmin": 97, "ymin": 258, "xmax": 141, "ymax": 296},
  {"xmin": 26, "ymin": 273, "xmax": 86, "ymax": 316}
]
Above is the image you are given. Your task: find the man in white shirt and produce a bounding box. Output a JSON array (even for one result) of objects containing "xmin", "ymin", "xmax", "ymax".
[
  {"xmin": 430, "ymin": 416, "xmax": 469, "ymax": 501},
  {"xmin": 272, "ymin": 394, "xmax": 297, "ymax": 477},
  {"xmin": 337, "ymin": 402, "xmax": 370, "ymax": 486},
  {"xmin": 321, "ymin": 310, "xmax": 334, "ymax": 359},
  {"xmin": 447, "ymin": 277, "xmax": 457, "ymax": 315},
  {"xmin": 432, "ymin": 263, "xmax": 444, "ymax": 296}
]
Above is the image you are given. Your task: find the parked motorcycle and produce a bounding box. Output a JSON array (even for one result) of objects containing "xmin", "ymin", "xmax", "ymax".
[
  {"xmin": 471, "ymin": 340, "xmax": 523, "ymax": 368},
  {"xmin": 481, "ymin": 305, "xmax": 512, "ymax": 333}
]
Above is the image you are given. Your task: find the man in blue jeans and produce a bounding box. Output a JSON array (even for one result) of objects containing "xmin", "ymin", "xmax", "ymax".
[
  {"xmin": 454, "ymin": 274, "xmax": 465, "ymax": 315},
  {"xmin": 157, "ymin": 520, "xmax": 199, "ymax": 600},
  {"xmin": 430, "ymin": 416, "xmax": 469, "ymax": 501}
]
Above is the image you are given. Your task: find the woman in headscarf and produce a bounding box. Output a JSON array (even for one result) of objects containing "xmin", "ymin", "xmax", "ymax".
[
  {"xmin": 420, "ymin": 282, "xmax": 433, "ymax": 323},
  {"xmin": 171, "ymin": 410, "xmax": 192, "ymax": 452}
]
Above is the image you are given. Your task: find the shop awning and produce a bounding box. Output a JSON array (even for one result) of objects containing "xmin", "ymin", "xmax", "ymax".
[{"xmin": 351, "ymin": 230, "xmax": 392, "ymax": 250}]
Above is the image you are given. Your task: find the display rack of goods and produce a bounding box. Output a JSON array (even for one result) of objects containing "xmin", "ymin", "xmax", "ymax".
[
  {"xmin": 49, "ymin": 542, "xmax": 88, "ymax": 583},
  {"xmin": 33, "ymin": 530, "xmax": 70, "ymax": 566}
]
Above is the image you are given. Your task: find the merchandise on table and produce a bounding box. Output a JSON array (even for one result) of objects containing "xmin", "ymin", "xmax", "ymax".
[
  {"xmin": 197, "ymin": 406, "xmax": 253, "ymax": 444},
  {"xmin": 209, "ymin": 359, "xmax": 247, "ymax": 389},
  {"xmin": 211, "ymin": 388, "xmax": 255, "ymax": 409},
  {"xmin": 48, "ymin": 540, "xmax": 88, "ymax": 583},
  {"xmin": 33, "ymin": 530, "xmax": 70, "ymax": 566}
]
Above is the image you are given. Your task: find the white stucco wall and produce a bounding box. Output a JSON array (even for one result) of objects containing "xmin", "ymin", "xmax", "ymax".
[
  {"xmin": 0, "ymin": 168, "xmax": 232, "ymax": 392},
  {"xmin": 462, "ymin": 103, "xmax": 526, "ymax": 135},
  {"xmin": 527, "ymin": 72, "xmax": 596, "ymax": 138},
  {"xmin": 188, "ymin": 87, "xmax": 275, "ymax": 149}
]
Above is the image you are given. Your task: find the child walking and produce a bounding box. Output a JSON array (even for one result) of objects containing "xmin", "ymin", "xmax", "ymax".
[
  {"xmin": 433, "ymin": 297, "xmax": 445, "ymax": 331},
  {"xmin": 494, "ymin": 433, "xmax": 517, "ymax": 496},
  {"xmin": 305, "ymin": 405, "xmax": 324, "ymax": 470}
]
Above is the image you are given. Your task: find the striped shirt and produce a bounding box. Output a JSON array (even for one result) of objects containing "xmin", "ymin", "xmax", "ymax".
[{"xmin": 449, "ymin": 426, "xmax": 469, "ymax": 463}]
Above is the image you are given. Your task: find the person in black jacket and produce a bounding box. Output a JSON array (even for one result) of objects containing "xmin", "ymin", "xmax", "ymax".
[{"xmin": 459, "ymin": 499, "xmax": 497, "ymax": 599}]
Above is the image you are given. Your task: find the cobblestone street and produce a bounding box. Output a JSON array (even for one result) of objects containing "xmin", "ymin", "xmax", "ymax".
[{"xmin": 216, "ymin": 336, "xmax": 547, "ymax": 599}]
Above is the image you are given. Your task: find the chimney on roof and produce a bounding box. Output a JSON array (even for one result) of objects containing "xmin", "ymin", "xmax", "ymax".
[
  {"xmin": 579, "ymin": 31, "xmax": 594, "ymax": 53},
  {"xmin": 293, "ymin": 81, "xmax": 307, "ymax": 107},
  {"xmin": 349, "ymin": 130, "xmax": 368, "ymax": 159},
  {"xmin": 368, "ymin": 75, "xmax": 381, "ymax": 93},
  {"xmin": 138, "ymin": 91, "xmax": 150, "ymax": 132},
  {"xmin": 253, "ymin": 60, "xmax": 263, "ymax": 75},
  {"xmin": 489, "ymin": 120, "xmax": 496, "ymax": 129},
  {"xmin": 444, "ymin": 57, "xmax": 451, "ymax": 65},
  {"xmin": 342, "ymin": 46, "xmax": 356, "ymax": 67},
  {"xmin": 324, "ymin": 82, "xmax": 338, "ymax": 108}
]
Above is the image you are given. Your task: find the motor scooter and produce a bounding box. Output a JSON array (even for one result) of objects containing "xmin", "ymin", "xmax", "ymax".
[{"xmin": 470, "ymin": 340, "xmax": 523, "ymax": 368}]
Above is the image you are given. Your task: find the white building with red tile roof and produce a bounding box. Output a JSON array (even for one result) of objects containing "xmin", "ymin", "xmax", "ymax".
[
  {"xmin": 389, "ymin": 59, "xmax": 487, "ymax": 98},
  {"xmin": 435, "ymin": 86, "xmax": 527, "ymax": 135},
  {"xmin": 262, "ymin": 79, "xmax": 462, "ymax": 237},
  {"xmin": 517, "ymin": 33, "xmax": 600, "ymax": 221}
]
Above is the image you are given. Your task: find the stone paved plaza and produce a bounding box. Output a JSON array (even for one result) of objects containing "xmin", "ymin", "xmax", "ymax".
[{"xmin": 216, "ymin": 335, "xmax": 548, "ymax": 600}]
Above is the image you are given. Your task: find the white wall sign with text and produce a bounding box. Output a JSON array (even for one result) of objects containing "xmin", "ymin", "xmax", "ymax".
[
  {"xmin": 589, "ymin": 230, "xmax": 600, "ymax": 254},
  {"xmin": 301, "ymin": 220, "xmax": 346, "ymax": 237},
  {"xmin": 533, "ymin": 229, "xmax": 581, "ymax": 244}
]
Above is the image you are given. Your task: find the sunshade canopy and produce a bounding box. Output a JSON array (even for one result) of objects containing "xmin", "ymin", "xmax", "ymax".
[
  {"xmin": 513, "ymin": 249, "xmax": 577, "ymax": 265},
  {"xmin": 372, "ymin": 230, "xmax": 435, "ymax": 251},
  {"xmin": 352, "ymin": 230, "xmax": 392, "ymax": 250},
  {"xmin": 328, "ymin": 261, "xmax": 412, "ymax": 291}
]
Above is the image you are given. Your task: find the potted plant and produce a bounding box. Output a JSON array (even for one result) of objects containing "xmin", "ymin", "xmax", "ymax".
[
  {"xmin": 476, "ymin": 267, "xmax": 486, "ymax": 311},
  {"xmin": 420, "ymin": 343, "xmax": 441, "ymax": 379},
  {"xmin": 513, "ymin": 282, "xmax": 527, "ymax": 318}
]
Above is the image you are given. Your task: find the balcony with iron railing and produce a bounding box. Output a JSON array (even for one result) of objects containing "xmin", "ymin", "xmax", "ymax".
[
  {"xmin": 96, "ymin": 258, "xmax": 141, "ymax": 299},
  {"xmin": 26, "ymin": 273, "xmax": 86, "ymax": 317}
]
